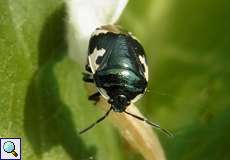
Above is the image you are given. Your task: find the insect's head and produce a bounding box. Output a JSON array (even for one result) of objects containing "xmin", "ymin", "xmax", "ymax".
[{"xmin": 108, "ymin": 95, "xmax": 130, "ymax": 112}]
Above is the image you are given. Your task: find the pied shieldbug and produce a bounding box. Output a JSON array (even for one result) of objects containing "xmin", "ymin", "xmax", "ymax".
[{"xmin": 80, "ymin": 25, "xmax": 173, "ymax": 137}]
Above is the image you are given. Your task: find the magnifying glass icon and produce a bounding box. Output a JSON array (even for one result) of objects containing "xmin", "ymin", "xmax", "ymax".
[{"xmin": 3, "ymin": 141, "xmax": 18, "ymax": 157}]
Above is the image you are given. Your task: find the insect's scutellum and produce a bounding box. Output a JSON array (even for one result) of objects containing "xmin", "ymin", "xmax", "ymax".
[{"xmin": 80, "ymin": 25, "xmax": 173, "ymax": 137}]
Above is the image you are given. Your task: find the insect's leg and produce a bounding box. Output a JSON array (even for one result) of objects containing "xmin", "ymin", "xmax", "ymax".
[
  {"xmin": 79, "ymin": 107, "xmax": 112, "ymax": 134},
  {"xmin": 85, "ymin": 64, "xmax": 92, "ymax": 73},
  {"xmin": 83, "ymin": 57, "xmax": 95, "ymax": 83},
  {"xmin": 85, "ymin": 58, "xmax": 92, "ymax": 73},
  {"xmin": 88, "ymin": 92, "xmax": 101, "ymax": 105},
  {"xmin": 124, "ymin": 110, "xmax": 174, "ymax": 137},
  {"xmin": 82, "ymin": 72, "xmax": 94, "ymax": 83}
]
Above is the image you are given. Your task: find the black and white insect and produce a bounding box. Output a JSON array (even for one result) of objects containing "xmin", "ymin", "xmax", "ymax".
[{"xmin": 80, "ymin": 25, "xmax": 172, "ymax": 136}]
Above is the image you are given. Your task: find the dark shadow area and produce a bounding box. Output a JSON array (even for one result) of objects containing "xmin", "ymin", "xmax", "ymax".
[{"xmin": 24, "ymin": 5, "xmax": 96, "ymax": 159}]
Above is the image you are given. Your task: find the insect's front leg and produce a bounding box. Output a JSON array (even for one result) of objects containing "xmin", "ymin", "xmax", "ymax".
[
  {"xmin": 85, "ymin": 63, "xmax": 92, "ymax": 73},
  {"xmin": 88, "ymin": 92, "xmax": 101, "ymax": 105},
  {"xmin": 83, "ymin": 58, "xmax": 95, "ymax": 83},
  {"xmin": 82, "ymin": 72, "xmax": 94, "ymax": 83}
]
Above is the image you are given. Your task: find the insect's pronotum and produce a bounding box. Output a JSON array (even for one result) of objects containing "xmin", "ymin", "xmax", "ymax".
[{"xmin": 80, "ymin": 25, "xmax": 173, "ymax": 137}]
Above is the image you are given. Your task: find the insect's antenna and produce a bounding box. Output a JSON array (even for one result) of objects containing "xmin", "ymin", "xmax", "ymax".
[
  {"xmin": 79, "ymin": 107, "xmax": 113, "ymax": 134},
  {"xmin": 124, "ymin": 110, "xmax": 174, "ymax": 137}
]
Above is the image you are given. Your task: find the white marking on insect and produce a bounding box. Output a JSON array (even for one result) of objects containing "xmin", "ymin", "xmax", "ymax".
[
  {"xmin": 97, "ymin": 87, "xmax": 110, "ymax": 99},
  {"xmin": 138, "ymin": 55, "xmax": 149, "ymax": 81},
  {"xmin": 128, "ymin": 32, "xmax": 139, "ymax": 42},
  {"xmin": 91, "ymin": 29, "xmax": 108, "ymax": 37},
  {"xmin": 89, "ymin": 48, "xmax": 106, "ymax": 73}
]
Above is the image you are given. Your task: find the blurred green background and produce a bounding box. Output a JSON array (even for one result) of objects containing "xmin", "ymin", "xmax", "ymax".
[{"xmin": 0, "ymin": 0, "xmax": 230, "ymax": 159}]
